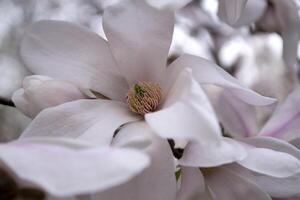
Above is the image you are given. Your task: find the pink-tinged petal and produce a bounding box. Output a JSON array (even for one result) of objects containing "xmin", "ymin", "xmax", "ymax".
[
  {"xmin": 145, "ymin": 0, "xmax": 192, "ymax": 10},
  {"xmin": 12, "ymin": 76, "xmax": 86, "ymax": 118},
  {"xmin": 233, "ymin": 0, "xmax": 267, "ymax": 27},
  {"xmin": 259, "ymin": 88, "xmax": 300, "ymax": 140},
  {"xmin": 166, "ymin": 54, "xmax": 276, "ymax": 106},
  {"xmin": 21, "ymin": 20, "xmax": 128, "ymax": 101},
  {"xmin": 21, "ymin": 99, "xmax": 140, "ymax": 146},
  {"xmin": 0, "ymin": 139, "xmax": 150, "ymax": 197},
  {"xmin": 177, "ymin": 167, "xmax": 213, "ymax": 200},
  {"xmin": 213, "ymin": 89, "xmax": 258, "ymax": 138},
  {"xmin": 273, "ymin": 0, "xmax": 300, "ymax": 70},
  {"xmin": 218, "ymin": 0, "xmax": 248, "ymax": 25},
  {"xmin": 206, "ymin": 167, "xmax": 271, "ymax": 200},
  {"xmin": 103, "ymin": 0, "xmax": 174, "ymax": 85},
  {"xmin": 237, "ymin": 143, "xmax": 300, "ymax": 178},
  {"xmin": 228, "ymin": 136, "xmax": 300, "ymax": 198},
  {"xmin": 179, "ymin": 137, "xmax": 247, "ymax": 167},
  {"xmin": 92, "ymin": 122, "xmax": 177, "ymax": 200},
  {"xmin": 146, "ymin": 69, "xmax": 222, "ymax": 143}
]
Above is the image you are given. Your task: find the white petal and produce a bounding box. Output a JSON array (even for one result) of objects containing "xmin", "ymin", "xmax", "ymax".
[
  {"xmin": 214, "ymin": 89, "xmax": 258, "ymax": 138},
  {"xmin": 92, "ymin": 122, "xmax": 177, "ymax": 200},
  {"xmin": 21, "ymin": 99, "xmax": 140, "ymax": 146},
  {"xmin": 233, "ymin": 0, "xmax": 267, "ymax": 27},
  {"xmin": 166, "ymin": 54, "xmax": 276, "ymax": 106},
  {"xmin": 259, "ymin": 88, "xmax": 300, "ymax": 140},
  {"xmin": 103, "ymin": 0, "xmax": 174, "ymax": 85},
  {"xmin": 206, "ymin": 167, "xmax": 271, "ymax": 200},
  {"xmin": 218, "ymin": 0, "xmax": 248, "ymax": 25},
  {"xmin": 12, "ymin": 76, "xmax": 86, "ymax": 118},
  {"xmin": 179, "ymin": 137, "xmax": 247, "ymax": 167},
  {"xmin": 227, "ymin": 163, "xmax": 300, "ymax": 198},
  {"xmin": 146, "ymin": 69, "xmax": 222, "ymax": 143},
  {"xmin": 0, "ymin": 139, "xmax": 150, "ymax": 197},
  {"xmin": 21, "ymin": 20, "xmax": 128, "ymax": 101},
  {"xmin": 229, "ymin": 136, "xmax": 300, "ymax": 198},
  {"xmin": 177, "ymin": 167, "xmax": 213, "ymax": 200},
  {"xmin": 145, "ymin": 0, "xmax": 192, "ymax": 10},
  {"xmin": 237, "ymin": 148, "xmax": 300, "ymax": 178}
]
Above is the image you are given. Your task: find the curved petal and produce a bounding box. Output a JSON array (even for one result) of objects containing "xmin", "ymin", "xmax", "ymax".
[
  {"xmin": 213, "ymin": 89, "xmax": 258, "ymax": 138},
  {"xmin": 206, "ymin": 167, "xmax": 271, "ymax": 200},
  {"xmin": 145, "ymin": 69, "xmax": 222, "ymax": 143},
  {"xmin": 103, "ymin": 0, "xmax": 174, "ymax": 85},
  {"xmin": 165, "ymin": 54, "xmax": 276, "ymax": 106},
  {"xmin": 233, "ymin": 0, "xmax": 267, "ymax": 27},
  {"xmin": 177, "ymin": 167, "xmax": 213, "ymax": 200},
  {"xmin": 92, "ymin": 122, "xmax": 177, "ymax": 200},
  {"xmin": 21, "ymin": 99, "xmax": 140, "ymax": 146},
  {"xmin": 237, "ymin": 147, "xmax": 300, "ymax": 178},
  {"xmin": 21, "ymin": 20, "xmax": 128, "ymax": 101},
  {"xmin": 228, "ymin": 136, "xmax": 300, "ymax": 198},
  {"xmin": 179, "ymin": 137, "xmax": 247, "ymax": 167},
  {"xmin": 0, "ymin": 139, "xmax": 150, "ymax": 197},
  {"xmin": 260, "ymin": 88, "xmax": 300, "ymax": 141},
  {"xmin": 12, "ymin": 75, "xmax": 86, "ymax": 118},
  {"xmin": 218, "ymin": 0, "xmax": 248, "ymax": 25}
]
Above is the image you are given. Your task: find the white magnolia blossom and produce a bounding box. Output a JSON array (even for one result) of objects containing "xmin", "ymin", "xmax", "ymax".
[{"xmin": 1, "ymin": 0, "xmax": 299, "ymax": 199}]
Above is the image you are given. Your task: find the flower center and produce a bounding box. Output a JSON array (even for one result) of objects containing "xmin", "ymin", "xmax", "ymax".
[{"xmin": 126, "ymin": 81, "xmax": 162, "ymax": 115}]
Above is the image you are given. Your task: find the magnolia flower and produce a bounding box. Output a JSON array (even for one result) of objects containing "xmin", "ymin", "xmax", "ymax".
[
  {"xmin": 218, "ymin": 0, "xmax": 300, "ymax": 72},
  {"xmin": 206, "ymin": 88, "xmax": 300, "ymax": 198},
  {"xmin": 13, "ymin": 0, "xmax": 274, "ymax": 148}
]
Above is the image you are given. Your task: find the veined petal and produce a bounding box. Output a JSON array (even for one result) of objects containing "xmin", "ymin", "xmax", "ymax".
[
  {"xmin": 0, "ymin": 139, "xmax": 150, "ymax": 197},
  {"xmin": 12, "ymin": 76, "xmax": 86, "ymax": 118},
  {"xmin": 92, "ymin": 122, "xmax": 177, "ymax": 200},
  {"xmin": 218, "ymin": 0, "xmax": 248, "ymax": 25},
  {"xmin": 165, "ymin": 54, "xmax": 276, "ymax": 106},
  {"xmin": 21, "ymin": 20, "xmax": 128, "ymax": 101},
  {"xmin": 103, "ymin": 0, "xmax": 174, "ymax": 85},
  {"xmin": 206, "ymin": 167, "xmax": 271, "ymax": 200},
  {"xmin": 177, "ymin": 167, "xmax": 213, "ymax": 200},
  {"xmin": 146, "ymin": 69, "xmax": 222, "ymax": 143},
  {"xmin": 259, "ymin": 88, "xmax": 300, "ymax": 141},
  {"xmin": 179, "ymin": 137, "xmax": 247, "ymax": 167},
  {"xmin": 21, "ymin": 99, "xmax": 140, "ymax": 146}
]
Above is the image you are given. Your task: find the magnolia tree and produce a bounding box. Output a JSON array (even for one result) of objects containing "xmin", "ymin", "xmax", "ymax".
[{"xmin": 0, "ymin": 0, "xmax": 300, "ymax": 200}]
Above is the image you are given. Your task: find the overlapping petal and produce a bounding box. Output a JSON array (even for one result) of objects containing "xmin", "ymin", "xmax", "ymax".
[
  {"xmin": 146, "ymin": 69, "xmax": 221, "ymax": 143},
  {"xmin": 21, "ymin": 99, "xmax": 140, "ymax": 146},
  {"xmin": 20, "ymin": 20, "xmax": 128, "ymax": 101},
  {"xmin": 12, "ymin": 75, "xmax": 86, "ymax": 118},
  {"xmin": 145, "ymin": 0, "xmax": 192, "ymax": 10},
  {"xmin": 205, "ymin": 167, "xmax": 271, "ymax": 200},
  {"xmin": 259, "ymin": 88, "xmax": 300, "ymax": 140},
  {"xmin": 0, "ymin": 139, "xmax": 150, "ymax": 197},
  {"xmin": 179, "ymin": 137, "xmax": 247, "ymax": 167},
  {"xmin": 165, "ymin": 54, "xmax": 276, "ymax": 106},
  {"xmin": 103, "ymin": 0, "xmax": 174, "ymax": 85},
  {"xmin": 92, "ymin": 121, "xmax": 177, "ymax": 200}
]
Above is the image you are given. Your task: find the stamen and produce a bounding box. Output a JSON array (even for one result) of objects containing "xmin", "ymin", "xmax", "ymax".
[{"xmin": 126, "ymin": 81, "xmax": 162, "ymax": 115}]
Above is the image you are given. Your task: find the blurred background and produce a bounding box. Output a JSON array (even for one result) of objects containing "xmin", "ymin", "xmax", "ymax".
[{"xmin": 0, "ymin": 0, "xmax": 299, "ymax": 142}]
